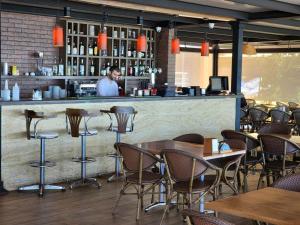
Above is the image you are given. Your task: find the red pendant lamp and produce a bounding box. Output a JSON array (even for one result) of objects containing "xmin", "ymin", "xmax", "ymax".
[
  {"xmin": 97, "ymin": 30, "xmax": 107, "ymax": 51},
  {"xmin": 201, "ymin": 40, "xmax": 209, "ymax": 56},
  {"xmin": 137, "ymin": 33, "xmax": 146, "ymax": 52},
  {"xmin": 171, "ymin": 38, "xmax": 180, "ymax": 54},
  {"xmin": 53, "ymin": 25, "xmax": 64, "ymax": 47}
]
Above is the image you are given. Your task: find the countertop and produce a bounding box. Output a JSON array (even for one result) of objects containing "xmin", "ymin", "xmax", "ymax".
[{"xmin": 0, "ymin": 95, "xmax": 239, "ymax": 106}]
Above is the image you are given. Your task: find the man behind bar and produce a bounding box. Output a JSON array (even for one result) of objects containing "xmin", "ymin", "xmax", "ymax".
[{"xmin": 96, "ymin": 66, "xmax": 120, "ymax": 96}]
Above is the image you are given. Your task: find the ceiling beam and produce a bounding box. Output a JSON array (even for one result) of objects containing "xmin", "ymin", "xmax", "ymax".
[
  {"xmin": 248, "ymin": 11, "xmax": 299, "ymax": 20},
  {"xmin": 117, "ymin": 0, "xmax": 249, "ymax": 20},
  {"xmin": 229, "ymin": 0, "xmax": 300, "ymax": 15},
  {"xmin": 254, "ymin": 18, "xmax": 300, "ymax": 28}
]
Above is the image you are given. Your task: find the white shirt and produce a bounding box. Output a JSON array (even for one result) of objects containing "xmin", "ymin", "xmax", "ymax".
[{"xmin": 96, "ymin": 77, "xmax": 119, "ymax": 96}]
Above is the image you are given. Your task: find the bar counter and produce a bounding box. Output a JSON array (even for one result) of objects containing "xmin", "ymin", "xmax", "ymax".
[{"xmin": 1, "ymin": 95, "xmax": 237, "ymax": 190}]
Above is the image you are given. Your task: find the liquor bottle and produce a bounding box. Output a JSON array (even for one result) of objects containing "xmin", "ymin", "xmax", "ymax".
[
  {"xmin": 132, "ymin": 45, "xmax": 137, "ymax": 58},
  {"xmin": 72, "ymin": 43, "xmax": 78, "ymax": 55},
  {"xmin": 58, "ymin": 58, "xmax": 64, "ymax": 76},
  {"xmin": 79, "ymin": 59, "xmax": 85, "ymax": 76},
  {"xmin": 113, "ymin": 43, "xmax": 118, "ymax": 57},
  {"xmin": 93, "ymin": 41, "xmax": 98, "ymax": 56},
  {"xmin": 67, "ymin": 59, "xmax": 71, "ymax": 76},
  {"xmin": 67, "ymin": 38, "xmax": 71, "ymax": 55},
  {"xmin": 133, "ymin": 61, "xmax": 138, "ymax": 76},
  {"xmin": 79, "ymin": 41, "xmax": 85, "ymax": 55},
  {"xmin": 120, "ymin": 62, "xmax": 126, "ymax": 76},
  {"xmin": 88, "ymin": 43, "xmax": 93, "ymax": 55},
  {"xmin": 73, "ymin": 58, "xmax": 77, "ymax": 76},
  {"xmin": 106, "ymin": 62, "xmax": 110, "ymax": 75},
  {"xmin": 120, "ymin": 41, "xmax": 125, "ymax": 57},
  {"xmin": 100, "ymin": 63, "xmax": 106, "ymax": 76},
  {"xmin": 139, "ymin": 61, "xmax": 145, "ymax": 76},
  {"xmin": 127, "ymin": 61, "xmax": 133, "ymax": 76},
  {"xmin": 90, "ymin": 60, "xmax": 95, "ymax": 76},
  {"xmin": 113, "ymin": 60, "xmax": 118, "ymax": 67},
  {"xmin": 52, "ymin": 57, "xmax": 58, "ymax": 76},
  {"xmin": 127, "ymin": 43, "xmax": 132, "ymax": 57}
]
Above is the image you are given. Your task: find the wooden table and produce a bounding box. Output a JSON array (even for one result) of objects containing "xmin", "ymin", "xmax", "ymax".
[
  {"xmin": 249, "ymin": 133, "xmax": 300, "ymax": 146},
  {"xmin": 206, "ymin": 187, "xmax": 300, "ymax": 225},
  {"xmin": 136, "ymin": 140, "xmax": 246, "ymax": 160}
]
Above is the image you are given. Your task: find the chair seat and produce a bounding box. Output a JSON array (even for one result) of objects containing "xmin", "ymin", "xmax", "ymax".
[
  {"xmin": 266, "ymin": 160, "xmax": 299, "ymax": 170},
  {"xmin": 30, "ymin": 132, "xmax": 58, "ymax": 139},
  {"xmin": 127, "ymin": 171, "xmax": 162, "ymax": 184},
  {"xmin": 79, "ymin": 129, "xmax": 98, "ymax": 136},
  {"xmin": 173, "ymin": 178, "xmax": 216, "ymax": 193}
]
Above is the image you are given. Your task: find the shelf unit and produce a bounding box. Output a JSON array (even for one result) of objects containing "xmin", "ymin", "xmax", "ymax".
[{"xmin": 62, "ymin": 19, "xmax": 156, "ymax": 92}]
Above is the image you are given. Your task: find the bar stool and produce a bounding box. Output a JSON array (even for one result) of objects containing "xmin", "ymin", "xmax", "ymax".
[
  {"xmin": 65, "ymin": 108, "xmax": 101, "ymax": 189},
  {"xmin": 100, "ymin": 106, "xmax": 137, "ymax": 182},
  {"xmin": 18, "ymin": 110, "xmax": 65, "ymax": 197}
]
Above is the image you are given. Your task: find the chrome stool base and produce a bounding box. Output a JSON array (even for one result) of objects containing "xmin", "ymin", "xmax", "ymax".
[
  {"xmin": 18, "ymin": 184, "xmax": 65, "ymax": 197},
  {"xmin": 107, "ymin": 174, "xmax": 124, "ymax": 182},
  {"xmin": 70, "ymin": 178, "xmax": 101, "ymax": 189}
]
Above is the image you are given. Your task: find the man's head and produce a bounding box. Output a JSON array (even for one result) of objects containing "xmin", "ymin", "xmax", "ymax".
[{"xmin": 108, "ymin": 66, "xmax": 120, "ymax": 80}]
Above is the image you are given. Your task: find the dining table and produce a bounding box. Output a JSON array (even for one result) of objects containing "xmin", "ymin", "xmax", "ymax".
[
  {"xmin": 206, "ymin": 187, "xmax": 300, "ymax": 225},
  {"xmin": 134, "ymin": 139, "xmax": 246, "ymax": 212}
]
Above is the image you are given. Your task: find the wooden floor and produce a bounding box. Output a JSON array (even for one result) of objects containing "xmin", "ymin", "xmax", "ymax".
[{"xmin": 0, "ymin": 175, "xmax": 260, "ymax": 225}]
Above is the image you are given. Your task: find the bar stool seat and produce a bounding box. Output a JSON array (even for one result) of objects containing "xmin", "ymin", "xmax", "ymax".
[
  {"xmin": 79, "ymin": 129, "xmax": 98, "ymax": 136},
  {"xmin": 110, "ymin": 126, "xmax": 132, "ymax": 132},
  {"xmin": 30, "ymin": 132, "xmax": 59, "ymax": 139}
]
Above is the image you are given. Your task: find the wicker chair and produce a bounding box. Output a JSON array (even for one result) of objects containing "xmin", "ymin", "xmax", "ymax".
[
  {"xmin": 240, "ymin": 108, "xmax": 249, "ymax": 131},
  {"xmin": 269, "ymin": 109, "xmax": 290, "ymax": 124},
  {"xmin": 258, "ymin": 123, "xmax": 291, "ymax": 135},
  {"xmin": 276, "ymin": 102, "xmax": 289, "ymax": 112},
  {"xmin": 160, "ymin": 149, "xmax": 222, "ymax": 225},
  {"xmin": 208, "ymin": 139, "xmax": 246, "ymax": 195},
  {"xmin": 113, "ymin": 143, "xmax": 164, "ymax": 220},
  {"xmin": 246, "ymin": 99, "xmax": 256, "ymax": 109},
  {"xmin": 182, "ymin": 209, "xmax": 234, "ymax": 225},
  {"xmin": 257, "ymin": 134, "xmax": 300, "ymax": 188},
  {"xmin": 288, "ymin": 102, "xmax": 299, "ymax": 112},
  {"xmin": 173, "ymin": 133, "xmax": 204, "ymax": 144},
  {"xmin": 248, "ymin": 107, "xmax": 269, "ymax": 132},
  {"xmin": 221, "ymin": 130, "xmax": 261, "ymax": 192},
  {"xmin": 292, "ymin": 109, "xmax": 300, "ymax": 135},
  {"xmin": 272, "ymin": 172, "xmax": 300, "ymax": 192}
]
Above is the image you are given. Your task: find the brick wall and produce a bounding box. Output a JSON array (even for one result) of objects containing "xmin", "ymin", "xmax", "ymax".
[{"xmin": 1, "ymin": 12, "xmax": 59, "ymax": 75}]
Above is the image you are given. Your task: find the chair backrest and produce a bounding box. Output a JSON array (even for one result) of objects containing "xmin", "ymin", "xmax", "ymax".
[
  {"xmin": 246, "ymin": 99, "xmax": 256, "ymax": 108},
  {"xmin": 293, "ymin": 109, "xmax": 300, "ymax": 126},
  {"xmin": 221, "ymin": 130, "xmax": 259, "ymax": 152},
  {"xmin": 65, "ymin": 108, "xmax": 88, "ymax": 137},
  {"xmin": 182, "ymin": 209, "xmax": 234, "ymax": 225},
  {"xmin": 258, "ymin": 123, "xmax": 291, "ymax": 135},
  {"xmin": 248, "ymin": 107, "xmax": 268, "ymax": 123},
  {"xmin": 272, "ymin": 173, "xmax": 300, "ymax": 192},
  {"xmin": 173, "ymin": 133, "xmax": 204, "ymax": 144},
  {"xmin": 162, "ymin": 149, "xmax": 217, "ymax": 182},
  {"xmin": 258, "ymin": 134, "xmax": 299, "ymax": 156},
  {"xmin": 288, "ymin": 102, "xmax": 299, "ymax": 111},
  {"xmin": 24, "ymin": 109, "xmax": 44, "ymax": 140},
  {"xmin": 240, "ymin": 108, "xmax": 247, "ymax": 119},
  {"xmin": 110, "ymin": 106, "xmax": 135, "ymax": 133},
  {"xmin": 269, "ymin": 109, "xmax": 290, "ymax": 124},
  {"xmin": 115, "ymin": 142, "xmax": 158, "ymax": 172}
]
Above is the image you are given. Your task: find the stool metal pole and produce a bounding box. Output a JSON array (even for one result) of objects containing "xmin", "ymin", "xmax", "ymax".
[
  {"xmin": 81, "ymin": 135, "xmax": 87, "ymax": 180},
  {"xmin": 39, "ymin": 138, "xmax": 46, "ymax": 196}
]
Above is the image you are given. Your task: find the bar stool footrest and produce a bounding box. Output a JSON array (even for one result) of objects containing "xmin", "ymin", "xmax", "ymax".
[
  {"xmin": 72, "ymin": 157, "xmax": 96, "ymax": 163},
  {"xmin": 29, "ymin": 160, "xmax": 56, "ymax": 168},
  {"xmin": 69, "ymin": 177, "xmax": 101, "ymax": 189},
  {"xmin": 107, "ymin": 153, "xmax": 123, "ymax": 158}
]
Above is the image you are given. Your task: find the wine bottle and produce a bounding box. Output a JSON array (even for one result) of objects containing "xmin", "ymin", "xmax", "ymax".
[
  {"xmin": 79, "ymin": 59, "xmax": 85, "ymax": 76},
  {"xmin": 120, "ymin": 62, "xmax": 126, "ymax": 76},
  {"xmin": 128, "ymin": 61, "xmax": 133, "ymax": 76},
  {"xmin": 72, "ymin": 43, "xmax": 78, "ymax": 55},
  {"xmin": 79, "ymin": 41, "xmax": 85, "ymax": 55},
  {"xmin": 90, "ymin": 60, "xmax": 95, "ymax": 76},
  {"xmin": 88, "ymin": 43, "xmax": 93, "ymax": 55},
  {"xmin": 127, "ymin": 43, "xmax": 132, "ymax": 57},
  {"xmin": 58, "ymin": 58, "xmax": 64, "ymax": 76},
  {"xmin": 67, "ymin": 38, "xmax": 71, "ymax": 55},
  {"xmin": 93, "ymin": 41, "xmax": 98, "ymax": 56},
  {"xmin": 100, "ymin": 64, "xmax": 106, "ymax": 76},
  {"xmin": 73, "ymin": 58, "xmax": 77, "ymax": 76},
  {"xmin": 133, "ymin": 61, "xmax": 138, "ymax": 76},
  {"xmin": 67, "ymin": 59, "xmax": 71, "ymax": 76},
  {"xmin": 120, "ymin": 41, "xmax": 125, "ymax": 57},
  {"xmin": 52, "ymin": 57, "xmax": 58, "ymax": 76},
  {"xmin": 113, "ymin": 43, "xmax": 118, "ymax": 57},
  {"xmin": 106, "ymin": 62, "xmax": 110, "ymax": 75}
]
